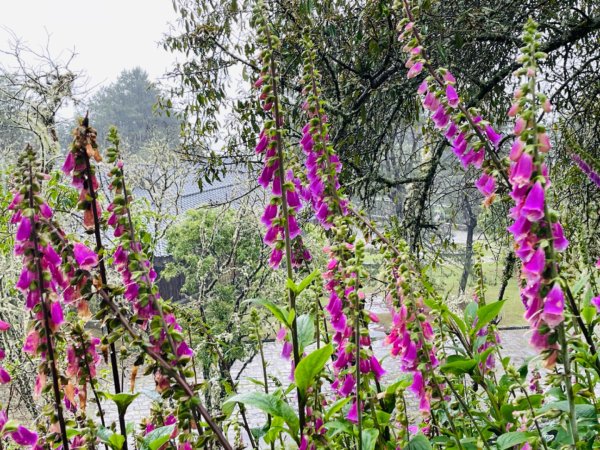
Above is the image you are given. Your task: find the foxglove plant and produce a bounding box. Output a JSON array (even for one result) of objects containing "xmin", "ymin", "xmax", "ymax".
[
  {"xmin": 9, "ymin": 146, "xmax": 69, "ymax": 450},
  {"xmin": 571, "ymin": 152, "xmax": 600, "ymax": 188}
]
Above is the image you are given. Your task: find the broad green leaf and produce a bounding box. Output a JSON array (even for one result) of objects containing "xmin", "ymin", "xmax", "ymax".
[
  {"xmin": 362, "ymin": 428, "xmax": 379, "ymax": 450},
  {"xmin": 142, "ymin": 425, "xmax": 175, "ymax": 450},
  {"xmin": 109, "ymin": 434, "xmax": 125, "ymax": 450},
  {"xmin": 296, "ymin": 269, "xmax": 321, "ymax": 294},
  {"xmin": 538, "ymin": 401, "xmax": 596, "ymax": 418},
  {"xmin": 325, "ymin": 420, "xmax": 353, "ymax": 437},
  {"xmin": 572, "ymin": 274, "xmax": 589, "ymax": 296},
  {"xmin": 286, "ymin": 278, "xmax": 299, "ymax": 294},
  {"xmin": 496, "ymin": 431, "xmax": 532, "ymax": 449},
  {"xmin": 246, "ymin": 298, "xmax": 290, "ymax": 327},
  {"xmin": 440, "ymin": 355, "xmax": 477, "ymax": 375},
  {"xmin": 295, "ymin": 344, "xmax": 333, "ymax": 397},
  {"xmin": 406, "ymin": 434, "xmax": 432, "ymax": 450},
  {"xmin": 297, "ymin": 314, "xmax": 315, "ymax": 353},
  {"xmin": 324, "ymin": 396, "xmax": 352, "ymax": 422},
  {"xmin": 102, "ymin": 392, "xmax": 140, "ymax": 417},
  {"xmin": 581, "ymin": 305, "xmax": 596, "ymax": 325},
  {"xmin": 224, "ymin": 392, "xmax": 299, "ymax": 435},
  {"xmin": 474, "ymin": 301, "xmax": 505, "ymax": 333},
  {"xmin": 66, "ymin": 428, "xmax": 82, "ymax": 439}
]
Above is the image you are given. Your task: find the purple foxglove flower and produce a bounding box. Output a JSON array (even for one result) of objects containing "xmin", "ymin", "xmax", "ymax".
[
  {"xmin": 402, "ymin": 341, "xmax": 417, "ymax": 369},
  {"xmin": 15, "ymin": 269, "xmax": 33, "ymax": 291},
  {"xmin": 521, "ymin": 182, "xmax": 545, "ymax": 222},
  {"xmin": 523, "ymin": 247, "xmax": 546, "ymax": 281},
  {"xmin": 269, "ymin": 248, "xmax": 283, "ymax": 268},
  {"xmin": 10, "ymin": 425, "xmax": 38, "ymax": 446},
  {"xmin": 0, "ymin": 367, "xmax": 11, "ymax": 384},
  {"xmin": 444, "ymin": 71, "xmax": 456, "ymax": 84},
  {"xmin": 276, "ymin": 327, "xmax": 287, "ymax": 341},
  {"xmin": 281, "ymin": 340, "xmax": 292, "ymax": 360},
  {"xmin": 176, "ymin": 341, "xmax": 194, "ymax": 359},
  {"xmin": 271, "ymin": 176, "xmax": 282, "ymax": 196},
  {"xmin": 509, "ymin": 152, "xmax": 533, "ymax": 187},
  {"xmin": 16, "ymin": 217, "xmax": 32, "ymax": 241},
  {"xmin": 346, "ymin": 401, "xmax": 358, "ymax": 423},
  {"xmin": 508, "ymin": 103, "xmax": 520, "ymax": 117},
  {"xmin": 551, "ymin": 222, "xmax": 569, "ymax": 252},
  {"xmin": 419, "ymin": 393, "xmax": 431, "ymax": 413},
  {"xmin": 370, "ymin": 355, "xmax": 386, "ymax": 380},
  {"xmin": 330, "ymin": 312, "xmax": 347, "ymax": 332},
  {"xmin": 446, "ymin": 85, "xmax": 459, "ymax": 107},
  {"xmin": 409, "ymin": 371, "xmax": 424, "ymax": 395},
  {"xmin": 485, "ymin": 125, "xmax": 501, "ymax": 148},
  {"xmin": 287, "ymin": 215, "xmax": 301, "ymax": 239},
  {"xmin": 299, "ymin": 436, "xmax": 308, "ymax": 450},
  {"xmin": 339, "ymin": 373, "xmax": 355, "ymax": 396},
  {"xmin": 423, "ymin": 91, "xmax": 436, "ymax": 110},
  {"xmin": 325, "ymin": 292, "xmax": 342, "ymax": 316},
  {"xmin": 124, "ymin": 282, "xmax": 139, "ymax": 301},
  {"xmin": 571, "ymin": 153, "xmax": 600, "ymax": 188},
  {"xmin": 431, "ymin": 105, "xmax": 450, "ymax": 129},
  {"xmin": 316, "ymin": 203, "xmax": 330, "ymax": 227},
  {"xmin": 261, "ymin": 204, "xmax": 278, "ymax": 227},
  {"xmin": 541, "ymin": 284, "xmax": 565, "ymax": 328},
  {"xmin": 73, "ymin": 243, "xmax": 98, "ymax": 271},
  {"xmin": 591, "ymin": 295, "xmax": 600, "ymax": 312},
  {"xmin": 0, "ymin": 321, "xmax": 9, "ymax": 332},
  {"xmin": 264, "ymin": 226, "xmax": 280, "ymax": 245},
  {"xmin": 538, "ymin": 133, "xmax": 551, "ymax": 153},
  {"xmin": 62, "ymin": 152, "xmax": 75, "ymax": 174},
  {"xmin": 475, "ymin": 173, "xmax": 496, "ymax": 197},
  {"xmin": 445, "ymin": 122, "xmax": 458, "ymax": 140},
  {"xmin": 287, "ymin": 189, "xmax": 301, "ymax": 209},
  {"xmin": 44, "ymin": 245, "xmax": 62, "ymax": 267},
  {"xmin": 39, "ymin": 203, "xmax": 53, "ymax": 219},
  {"xmin": 407, "ymin": 62, "xmax": 423, "ymax": 79},
  {"xmin": 50, "ymin": 302, "xmax": 64, "ymax": 327},
  {"xmin": 514, "ymin": 117, "xmax": 526, "ymax": 136},
  {"xmin": 255, "ymin": 132, "xmax": 268, "ymax": 154},
  {"xmin": 417, "ymin": 79, "xmax": 428, "ymax": 95},
  {"xmin": 529, "ymin": 328, "xmax": 550, "ymax": 351},
  {"xmin": 258, "ymin": 164, "xmax": 276, "ymax": 188}
]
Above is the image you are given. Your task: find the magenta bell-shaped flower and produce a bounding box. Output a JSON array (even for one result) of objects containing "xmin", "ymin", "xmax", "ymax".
[{"xmin": 521, "ymin": 182, "xmax": 545, "ymax": 222}]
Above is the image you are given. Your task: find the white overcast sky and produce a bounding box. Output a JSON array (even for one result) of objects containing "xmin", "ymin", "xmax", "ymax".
[{"xmin": 0, "ymin": 0, "xmax": 179, "ymax": 91}]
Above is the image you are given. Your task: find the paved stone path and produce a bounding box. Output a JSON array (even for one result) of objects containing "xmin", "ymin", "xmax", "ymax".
[{"xmin": 91, "ymin": 326, "xmax": 537, "ymax": 447}]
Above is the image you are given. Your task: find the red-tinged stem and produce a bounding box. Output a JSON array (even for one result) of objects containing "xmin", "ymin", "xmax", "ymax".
[
  {"xmin": 262, "ymin": 15, "xmax": 305, "ymax": 433},
  {"xmin": 27, "ymin": 161, "xmax": 69, "ymax": 450},
  {"xmin": 80, "ymin": 132, "xmax": 128, "ymax": 447},
  {"xmin": 96, "ymin": 289, "xmax": 233, "ymax": 450}
]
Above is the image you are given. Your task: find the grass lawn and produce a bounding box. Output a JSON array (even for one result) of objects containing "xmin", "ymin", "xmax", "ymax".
[{"xmin": 428, "ymin": 260, "xmax": 525, "ymax": 327}]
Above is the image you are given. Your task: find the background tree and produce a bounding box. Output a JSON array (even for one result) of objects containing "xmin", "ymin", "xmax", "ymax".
[{"xmin": 86, "ymin": 67, "xmax": 179, "ymax": 151}]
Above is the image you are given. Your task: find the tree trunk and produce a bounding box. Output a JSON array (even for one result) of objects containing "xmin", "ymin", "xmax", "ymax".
[{"xmin": 459, "ymin": 196, "xmax": 477, "ymax": 294}]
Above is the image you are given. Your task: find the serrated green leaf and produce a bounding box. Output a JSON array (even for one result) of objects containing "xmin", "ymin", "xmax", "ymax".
[
  {"xmin": 297, "ymin": 314, "xmax": 315, "ymax": 353},
  {"xmin": 362, "ymin": 428, "xmax": 379, "ymax": 450},
  {"xmin": 474, "ymin": 301, "xmax": 505, "ymax": 333},
  {"xmin": 440, "ymin": 355, "xmax": 477, "ymax": 375},
  {"xmin": 296, "ymin": 269, "xmax": 321, "ymax": 294},
  {"xmin": 142, "ymin": 425, "xmax": 175, "ymax": 450},
  {"xmin": 496, "ymin": 431, "xmax": 532, "ymax": 449},
  {"xmin": 295, "ymin": 344, "xmax": 333, "ymax": 398},
  {"xmin": 224, "ymin": 392, "xmax": 299, "ymax": 435},
  {"xmin": 406, "ymin": 434, "xmax": 432, "ymax": 450},
  {"xmin": 246, "ymin": 298, "xmax": 290, "ymax": 327}
]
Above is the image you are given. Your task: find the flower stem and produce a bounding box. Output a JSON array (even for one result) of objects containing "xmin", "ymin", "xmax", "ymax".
[{"xmin": 27, "ymin": 162, "xmax": 69, "ymax": 450}]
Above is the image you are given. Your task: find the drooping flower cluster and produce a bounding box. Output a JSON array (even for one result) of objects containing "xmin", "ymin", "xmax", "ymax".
[
  {"xmin": 399, "ymin": 14, "xmax": 502, "ymax": 206},
  {"xmin": 299, "ymin": 42, "xmax": 348, "ymax": 228},
  {"xmin": 104, "ymin": 128, "xmax": 193, "ymax": 367},
  {"xmin": 252, "ymin": 9, "xmax": 309, "ymax": 269},
  {"xmin": 506, "ymin": 20, "xmax": 568, "ymax": 362},
  {"xmin": 61, "ymin": 119, "xmax": 103, "ymax": 229},
  {"xmin": 323, "ymin": 233, "xmax": 385, "ymax": 422},
  {"xmin": 571, "ymin": 153, "xmax": 600, "ymax": 188},
  {"xmin": 383, "ymin": 244, "xmax": 438, "ymax": 418},
  {"xmin": 400, "ymin": 7, "xmax": 568, "ymax": 362}
]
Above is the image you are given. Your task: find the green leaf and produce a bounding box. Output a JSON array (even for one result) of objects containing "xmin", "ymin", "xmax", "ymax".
[
  {"xmin": 440, "ymin": 355, "xmax": 477, "ymax": 375},
  {"xmin": 98, "ymin": 427, "xmax": 126, "ymax": 450},
  {"xmin": 286, "ymin": 278, "xmax": 299, "ymax": 294},
  {"xmin": 101, "ymin": 392, "xmax": 140, "ymax": 417},
  {"xmin": 295, "ymin": 344, "xmax": 333, "ymax": 397},
  {"xmin": 572, "ymin": 274, "xmax": 589, "ymax": 295},
  {"xmin": 325, "ymin": 420, "xmax": 353, "ymax": 437},
  {"xmin": 109, "ymin": 434, "xmax": 126, "ymax": 450},
  {"xmin": 246, "ymin": 298, "xmax": 290, "ymax": 327},
  {"xmin": 324, "ymin": 396, "xmax": 352, "ymax": 422},
  {"xmin": 496, "ymin": 431, "xmax": 532, "ymax": 449},
  {"xmin": 581, "ymin": 305, "xmax": 596, "ymax": 325},
  {"xmin": 474, "ymin": 301, "xmax": 505, "ymax": 333},
  {"xmin": 296, "ymin": 269, "xmax": 321, "ymax": 294},
  {"xmin": 297, "ymin": 314, "xmax": 315, "ymax": 353},
  {"xmin": 406, "ymin": 434, "xmax": 432, "ymax": 450},
  {"xmin": 142, "ymin": 425, "xmax": 175, "ymax": 450},
  {"xmin": 224, "ymin": 392, "xmax": 299, "ymax": 435},
  {"xmin": 362, "ymin": 428, "xmax": 379, "ymax": 450}
]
